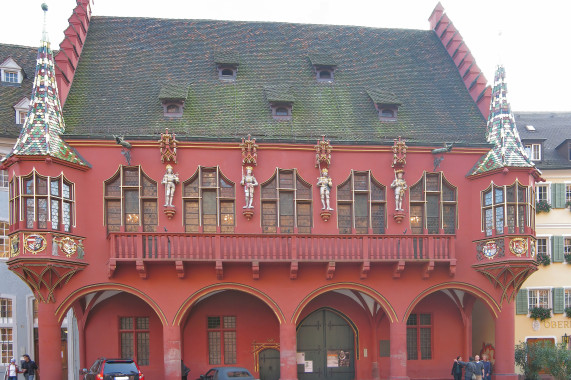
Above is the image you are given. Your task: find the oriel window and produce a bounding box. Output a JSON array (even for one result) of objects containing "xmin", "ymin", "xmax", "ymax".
[
  {"xmin": 482, "ymin": 181, "xmax": 533, "ymax": 237},
  {"xmin": 10, "ymin": 171, "xmax": 75, "ymax": 232}
]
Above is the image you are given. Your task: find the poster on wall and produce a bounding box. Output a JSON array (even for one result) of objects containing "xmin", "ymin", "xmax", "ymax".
[
  {"xmin": 297, "ymin": 352, "xmax": 305, "ymax": 365},
  {"xmin": 304, "ymin": 361, "xmax": 313, "ymax": 373},
  {"xmin": 327, "ymin": 350, "xmax": 350, "ymax": 367}
]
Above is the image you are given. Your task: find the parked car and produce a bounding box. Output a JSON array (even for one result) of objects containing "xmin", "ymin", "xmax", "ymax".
[
  {"xmin": 81, "ymin": 358, "xmax": 144, "ymax": 380},
  {"xmin": 198, "ymin": 367, "xmax": 255, "ymax": 380}
]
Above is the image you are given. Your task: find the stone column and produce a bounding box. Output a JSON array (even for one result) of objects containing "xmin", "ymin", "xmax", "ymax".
[
  {"xmin": 163, "ymin": 324, "xmax": 182, "ymax": 380},
  {"xmin": 494, "ymin": 301, "xmax": 517, "ymax": 380},
  {"xmin": 279, "ymin": 322, "xmax": 297, "ymax": 380},
  {"xmin": 389, "ymin": 320, "xmax": 409, "ymax": 380},
  {"xmin": 38, "ymin": 301, "xmax": 62, "ymax": 380}
]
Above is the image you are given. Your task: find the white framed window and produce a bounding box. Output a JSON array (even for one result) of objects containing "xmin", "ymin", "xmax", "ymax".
[
  {"xmin": 4, "ymin": 71, "xmax": 18, "ymax": 83},
  {"xmin": 566, "ymin": 184, "xmax": 571, "ymax": 203},
  {"xmin": 536, "ymin": 236, "xmax": 550, "ymax": 259},
  {"xmin": 536, "ymin": 184, "xmax": 550, "ymax": 203},
  {"xmin": 0, "ymin": 222, "xmax": 8, "ymax": 259},
  {"xmin": 0, "ymin": 155, "xmax": 8, "ymax": 189},
  {"xmin": 0, "ymin": 327, "xmax": 14, "ymax": 365},
  {"xmin": 524, "ymin": 143, "xmax": 541, "ymax": 161},
  {"xmin": 0, "ymin": 58, "xmax": 23, "ymax": 85},
  {"xmin": 565, "ymin": 289, "xmax": 571, "ymax": 309},
  {"xmin": 528, "ymin": 288, "xmax": 551, "ymax": 309}
]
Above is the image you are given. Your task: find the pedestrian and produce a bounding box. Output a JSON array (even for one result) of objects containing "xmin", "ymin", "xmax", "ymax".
[
  {"xmin": 455, "ymin": 356, "xmax": 477, "ymax": 380},
  {"xmin": 482, "ymin": 354, "xmax": 492, "ymax": 380},
  {"xmin": 5, "ymin": 358, "xmax": 18, "ymax": 380},
  {"xmin": 20, "ymin": 354, "xmax": 38, "ymax": 380},
  {"xmin": 474, "ymin": 355, "xmax": 485, "ymax": 380},
  {"xmin": 451, "ymin": 355, "xmax": 463, "ymax": 380}
]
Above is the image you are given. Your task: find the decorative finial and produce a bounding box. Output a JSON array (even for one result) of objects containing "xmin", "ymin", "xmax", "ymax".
[{"xmin": 41, "ymin": 3, "xmax": 49, "ymax": 43}]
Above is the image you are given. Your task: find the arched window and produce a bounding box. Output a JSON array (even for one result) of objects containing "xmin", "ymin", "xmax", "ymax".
[
  {"xmin": 409, "ymin": 172, "xmax": 457, "ymax": 234},
  {"xmin": 104, "ymin": 166, "xmax": 158, "ymax": 233},
  {"xmin": 183, "ymin": 167, "xmax": 235, "ymax": 233},
  {"xmin": 337, "ymin": 171, "xmax": 386, "ymax": 234},
  {"xmin": 261, "ymin": 169, "xmax": 312, "ymax": 233},
  {"xmin": 10, "ymin": 171, "xmax": 75, "ymax": 232}
]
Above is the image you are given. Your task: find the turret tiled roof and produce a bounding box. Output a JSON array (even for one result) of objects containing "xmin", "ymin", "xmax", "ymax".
[
  {"xmin": 62, "ymin": 17, "xmax": 488, "ymax": 145},
  {"xmin": 468, "ymin": 66, "xmax": 534, "ymax": 176}
]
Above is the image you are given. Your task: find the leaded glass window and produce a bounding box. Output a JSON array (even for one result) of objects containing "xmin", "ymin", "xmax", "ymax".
[
  {"xmin": 208, "ymin": 316, "xmax": 236, "ymax": 365},
  {"xmin": 104, "ymin": 166, "xmax": 158, "ymax": 233},
  {"xmin": 482, "ymin": 182, "xmax": 533, "ymax": 237},
  {"xmin": 119, "ymin": 316, "xmax": 149, "ymax": 366},
  {"xmin": 336, "ymin": 171, "xmax": 385, "ymax": 234},
  {"xmin": 406, "ymin": 313, "xmax": 432, "ymax": 360},
  {"xmin": 183, "ymin": 167, "xmax": 235, "ymax": 233},
  {"xmin": 261, "ymin": 169, "xmax": 312, "ymax": 234},
  {"xmin": 408, "ymin": 172, "xmax": 456, "ymax": 234},
  {"xmin": 11, "ymin": 171, "xmax": 75, "ymax": 231}
]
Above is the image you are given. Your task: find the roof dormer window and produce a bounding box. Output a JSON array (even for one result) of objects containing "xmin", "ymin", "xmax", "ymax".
[
  {"xmin": 367, "ymin": 88, "xmax": 401, "ymax": 122},
  {"xmin": 309, "ymin": 53, "xmax": 336, "ymax": 83},
  {"xmin": 13, "ymin": 97, "xmax": 30, "ymax": 125},
  {"xmin": 264, "ymin": 86, "xmax": 294, "ymax": 121},
  {"xmin": 218, "ymin": 65, "xmax": 237, "ymax": 81},
  {"xmin": 271, "ymin": 103, "xmax": 292, "ymax": 120},
  {"xmin": 159, "ymin": 82, "xmax": 190, "ymax": 118},
  {"xmin": 0, "ymin": 57, "xmax": 24, "ymax": 86}
]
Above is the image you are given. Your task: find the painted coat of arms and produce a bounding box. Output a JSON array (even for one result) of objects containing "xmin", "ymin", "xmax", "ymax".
[
  {"xmin": 509, "ymin": 238, "xmax": 528, "ymax": 256},
  {"xmin": 482, "ymin": 241, "xmax": 498, "ymax": 259},
  {"xmin": 25, "ymin": 234, "xmax": 47, "ymax": 254}
]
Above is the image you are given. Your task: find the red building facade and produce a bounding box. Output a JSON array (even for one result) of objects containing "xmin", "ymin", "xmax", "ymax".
[{"xmin": 3, "ymin": 2, "xmax": 540, "ymax": 380}]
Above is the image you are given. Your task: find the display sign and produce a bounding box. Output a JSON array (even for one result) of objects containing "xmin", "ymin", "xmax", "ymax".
[{"xmin": 327, "ymin": 350, "xmax": 350, "ymax": 367}]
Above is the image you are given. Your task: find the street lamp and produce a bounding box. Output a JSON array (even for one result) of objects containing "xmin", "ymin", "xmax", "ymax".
[{"xmin": 562, "ymin": 333, "xmax": 569, "ymax": 346}]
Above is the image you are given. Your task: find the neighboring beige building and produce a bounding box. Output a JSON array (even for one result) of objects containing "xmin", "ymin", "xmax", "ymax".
[{"xmin": 515, "ymin": 113, "xmax": 571, "ymax": 354}]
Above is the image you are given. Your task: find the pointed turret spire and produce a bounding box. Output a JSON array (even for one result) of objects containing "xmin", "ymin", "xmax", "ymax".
[
  {"xmin": 468, "ymin": 65, "xmax": 533, "ymax": 176},
  {"xmin": 8, "ymin": 3, "xmax": 89, "ymax": 167}
]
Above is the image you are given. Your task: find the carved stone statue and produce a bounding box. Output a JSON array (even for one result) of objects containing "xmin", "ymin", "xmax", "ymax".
[
  {"xmin": 391, "ymin": 169, "xmax": 407, "ymax": 211},
  {"xmin": 162, "ymin": 164, "xmax": 179, "ymax": 207},
  {"xmin": 241, "ymin": 166, "xmax": 258, "ymax": 208},
  {"xmin": 317, "ymin": 168, "xmax": 334, "ymax": 211}
]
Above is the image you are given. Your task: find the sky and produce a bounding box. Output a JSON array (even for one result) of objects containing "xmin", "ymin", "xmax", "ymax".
[{"xmin": 1, "ymin": 0, "xmax": 570, "ymax": 112}]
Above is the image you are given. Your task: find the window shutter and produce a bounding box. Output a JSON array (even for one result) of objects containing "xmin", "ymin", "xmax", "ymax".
[
  {"xmin": 516, "ymin": 289, "xmax": 528, "ymax": 314},
  {"xmin": 553, "ymin": 288, "xmax": 564, "ymax": 314},
  {"xmin": 552, "ymin": 236, "xmax": 564, "ymax": 262},
  {"xmin": 551, "ymin": 183, "xmax": 566, "ymax": 208}
]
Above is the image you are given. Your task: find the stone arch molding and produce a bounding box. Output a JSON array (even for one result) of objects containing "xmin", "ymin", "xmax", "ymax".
[
  {"xmin": 174, "ymin": 283, "xmax": 286, "ymax": 326},
  {"xmin": 292, "ymin": 282, "xmax": 398, "ymax": 324},
  {"xmin": 55, "ymin": 283, "xmax": 168, "ymax": 325}
]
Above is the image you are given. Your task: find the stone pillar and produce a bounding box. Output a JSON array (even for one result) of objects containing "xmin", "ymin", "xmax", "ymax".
[
  {"xmin": 494, "ymin": 301, "xmax": 517, "ymax": 380},
  {"xmin": 279, "ymin": 322, "xmax": 297, "ymax": 380},
  {"xmin": 38, "ymin": 301, "xmax": 62, "ymax": 380},
  {"xmin": 389, "ymin": 320, "xmax": 409, "ymax": 380},
  {"xmin": 163, "ymin": 324, "xmax": 182, "ymax": 380}
]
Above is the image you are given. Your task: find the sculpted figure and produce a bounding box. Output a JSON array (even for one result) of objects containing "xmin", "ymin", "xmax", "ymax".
[
  {"xmin": 241, "ymin": 166, "xmax": 258, "ymax": 208},
  {"xmin": 391, "ymin": 169, "xmax": 407, "ymax": 211},
  {"xmin": 317, "ymin": 168, "xmax": 334, "ymax": 211},
  {"xmin": 162, "ymin": 164, "xmax": 179, "ymax": 207}
]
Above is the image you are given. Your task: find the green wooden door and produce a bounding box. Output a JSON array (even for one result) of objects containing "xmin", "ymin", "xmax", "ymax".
[
  {"xmin": 259, "ymin": 348, "xmax": 280, "ymax": 380},
  {"xmin": 297, "ymin": 309, "xmax": 355, "ymax": 380}
]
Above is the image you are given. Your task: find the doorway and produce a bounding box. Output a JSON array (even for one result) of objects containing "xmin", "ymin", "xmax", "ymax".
[
  {"xmin": 259, "ymin": 348, "xmax": 280, "ymax": 380},
  {"xmin": 297, "ymin": 309, "xmax": 355, "ymax": 380}
]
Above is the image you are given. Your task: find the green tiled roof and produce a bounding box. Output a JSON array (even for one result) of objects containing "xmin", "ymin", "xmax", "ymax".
[
  {"xmin": 214, "ymin": 51, "xmax": 239, "ymax": 65},
  {"xmin": 264, "ymin": 85, "xmax": 294, "ymax": 103},
  {"xmin": 159, "ymin": 82, "xmax": 190, "ymax": 101},
  {"xmin": 468, "ymin": 66, "xmax": 533, "ymax": 176},
  {"xmin": 308, "ymin": 53, "xmax": 336, "ymax": 67},
  {"xmin": 0, "ymin": 44, "xmax": 37, "ymax": 138},
  {"xmin": 62, "ymin": 17, "xmax": 488, "ymax": 145},
  {"xmin": 367, "ymin": 88, "xmax": 401, "ymax": 106}
]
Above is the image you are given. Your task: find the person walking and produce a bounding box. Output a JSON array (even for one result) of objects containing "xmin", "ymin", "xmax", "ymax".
[
  {"xmin": 451, "ymin": 356, "xmax": 463, "ymax": 380},
  {"xmin": 5, "ymin": 358, "xmax": 18, "ymax": 380},
  {"xmin": 482, "ymin": 354, "xmax": 492, "ymax": 380},
  {"xmin": 20, "ymin": 354, "xmax": 38, "ymax": 380}
]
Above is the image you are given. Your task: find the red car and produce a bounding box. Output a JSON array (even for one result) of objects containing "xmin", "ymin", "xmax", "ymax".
[{"xmin": 81, "ymin": 358, "xmax": 144, "ymax": 380}]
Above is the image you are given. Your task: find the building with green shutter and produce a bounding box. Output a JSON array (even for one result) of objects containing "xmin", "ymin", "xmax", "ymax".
[{"xmin": 514, "ymin": 112, "xmax": 571, "ymax": 353}]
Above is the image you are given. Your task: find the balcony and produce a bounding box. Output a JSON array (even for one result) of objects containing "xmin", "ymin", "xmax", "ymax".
[{"xmin": 108, "ymin": 232, "xmax": 456, "ymax": 279}]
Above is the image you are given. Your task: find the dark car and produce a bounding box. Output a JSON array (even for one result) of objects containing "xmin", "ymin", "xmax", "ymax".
[
  {"xmin": 81, "ymin": 358, "xmax": 144, "ymax": 380},
  {"xmin": 198, "ymin": 367, "xmax": 255, "ymax": 380}
]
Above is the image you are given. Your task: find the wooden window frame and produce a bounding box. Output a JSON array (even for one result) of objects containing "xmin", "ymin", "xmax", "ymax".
[
  {"xmin": 0, "ymin": 327, "xmax": 14, "ymax": 365},
  {"xmin": 336, "ymin": 170, "xmax": 386, "ymax": 234},
  {"xmin": 406, "ymin": 313, "xmax": 432, "ymax": 360},
  {"xmin": 119, "ymin": 316, "xmax": 150, "ymax": 366},
  {"xmin": 182, "ymin": 166, "xmax": 235, "ymax": 234},
  {"xmin": 261, "ymin": 169, "xmax": 312, "ymax": 234},
  {"xmin": 482, "ymin": 181, "xmax": 532, "ymax": 237},
  {"xmin": 409, "ymin": 172, "xmax": 457, "ymax": 235},
  {"xmin": 104, "ymin": 166, "xmax": 158, "ymax": 233},
  {"xmin": 10, "ymin": 171, "xmax": 76, "ymax": 232},
  {"xmin": 528, "ymin": 288, "xmax": 551, "ymax": 310},
  {"xmin": 207, "ymin": 315, "xmax": 237, "ymax": 365}
]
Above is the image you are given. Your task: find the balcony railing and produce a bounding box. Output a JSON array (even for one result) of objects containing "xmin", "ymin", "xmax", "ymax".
[{"xmin": 109, "ymin": 232, "xmax": 455, "ymax": 263}]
